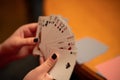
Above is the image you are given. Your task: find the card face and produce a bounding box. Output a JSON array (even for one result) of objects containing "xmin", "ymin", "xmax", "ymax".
[
  {"xmin": 76, "ymin": 37, "xmax": 108, "ymax": 63},
  {"xmin": 43, "ymin": 16, "xmax": 73, "ymax": 43},
  {"xmin": 33, "ymin": 15, "xmax": 77, "ymax": 80},
  {"xmin": 49, "ymin": 50, "xmax": 77, "ymax": 80}
]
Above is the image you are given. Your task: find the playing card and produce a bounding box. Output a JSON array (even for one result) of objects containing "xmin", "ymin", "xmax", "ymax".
[
  {"xmin": 44, "ymin": 35, "xmax": 76, "ymax": 58},
  {"xmin": 33, "ymin": 17, "xmax": 43, "ymax": 55},
  {"xmin": 33, "ymin": 15, "xmax": 77, "ymax": 80},
  {"xmin": 46, "ymin": 38, "xmax": 76, "ymax": 51},
  {"xmin": 49, "ymin": 50, "xmax": 77, "ymax": 80},
  {"xmin": 43, "ymin": 16, "xmax": 74, "ymax": 43},
  {"xmin": 39, "ymin": 16, "xmax": 50, "ymax": 57}
]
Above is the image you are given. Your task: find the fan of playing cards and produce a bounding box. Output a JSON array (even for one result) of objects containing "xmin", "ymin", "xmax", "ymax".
[{"xmin": 33, "ymin": 15, "xmax": 77, "ymax": 80}]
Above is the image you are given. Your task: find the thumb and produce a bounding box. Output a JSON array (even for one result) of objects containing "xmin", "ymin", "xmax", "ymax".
[
  {"xmin": 38, "ymin": 53, "xmax": 58, "ymax": 73},
  {"xmin": 20, "ymin": 38, "xmax": 38, "ymax": 46}
]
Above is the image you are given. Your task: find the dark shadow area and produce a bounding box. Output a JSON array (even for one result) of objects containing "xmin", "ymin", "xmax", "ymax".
[{"xmin": 70, "ymin": 63, "xmax": 107, "ymax": 80}]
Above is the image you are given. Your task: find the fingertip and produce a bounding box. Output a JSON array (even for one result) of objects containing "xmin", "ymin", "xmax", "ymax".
[
  {"xmin": 51, "ymin": 53, "xmax": 57, "ymax": 60},
  {"xmin": 39, "ymin": 53, "xmax": 59, "ymax": 73},
  {"xmin": 33, "ymin": 38, "xmax": 38, "ymax": 43},
  {"xmin": 48, "ymin": 52, "xmax": 59, "ymax": 66},
  {"xmin": 22, "ymin": 38, "xmax": 37, "ymax": 46},
  {"xmin": 47, "ymin": 53, "xmax": 59, "ymax": 63},
  {"xmin": 39, "ymin": 56, "xmax": 45, "ymax": 64},
  {"xmin": 51, "ymin": 52, "xmax": 59, "ymax": 61}
]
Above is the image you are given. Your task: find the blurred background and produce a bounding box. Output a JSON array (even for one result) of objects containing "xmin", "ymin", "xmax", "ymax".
[
  {"xmin": 0, "ymin": 0, "xmax": 43, "ymax": 80},
  {"xmin": 0, "ymin": 0, "xmax": 43, "ymax": 43},
  {"xmin": 0, "ymin": 0, "xmax": 120, "ymax": 80}
]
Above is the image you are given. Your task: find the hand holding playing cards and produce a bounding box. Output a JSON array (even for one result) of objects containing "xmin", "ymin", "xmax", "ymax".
[
  {"xmin": 0, "ymin": 23, "xmax": 38, "ymax": 67},
  {"xmin": 33, "ymin": 15, "xmax": 77, "ymax": 80},
  {"xmin": 24, "ymin": 53, "xmax": 58, "ymax": 80}
]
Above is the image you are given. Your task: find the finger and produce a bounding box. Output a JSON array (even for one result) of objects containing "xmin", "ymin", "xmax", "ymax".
[
  {"xmin": 11, "ymin": 46, "xmax": 34, "ymax": 61},
  {"xmin": 39, "ymin": 50, "xmax": 45, "ymax": 65},
  {"xmin": 16, "ymin": 46, "xmax": 34, "ymax": 59},
  {"xmin": 23, "ymin": 23, "xmax": 38, "ymax": 37},
  {"xmin": 39, "ymin": 56, "xmax": 45, "ymax": 65},
  {"xmin": 38, "ymin": 53, "xmax": 58, "ymax": 73},
  {"xmin": 21, "ymin": 37, "xmax": 38, "ymax": 46},
  {"xmin": 24, "ymin": 23, "xmax": 38, "ymax": 33}
]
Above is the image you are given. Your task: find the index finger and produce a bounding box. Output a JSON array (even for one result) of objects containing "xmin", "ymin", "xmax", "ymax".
[{"xmin": 25, "ymin": 23, "xmax": 38, "ymax": 33}]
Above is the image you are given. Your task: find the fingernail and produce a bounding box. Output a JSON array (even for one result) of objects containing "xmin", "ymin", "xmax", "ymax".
[
  {"xmin": 33, "ymin": 38, "xmax": 38, "ymax": 42},
  {"xmin": 51, "ymin": 53, "xmax": 57, "ymax": 60}
]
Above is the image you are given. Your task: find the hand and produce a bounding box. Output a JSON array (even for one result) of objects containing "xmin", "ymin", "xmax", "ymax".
[
  {"xmin": 0, "ymin": 23, "xmax": 38, "ymax": 67},
  {"xmin": 24, "ymin": 53, "xmax": 58, "ymax": 80}
]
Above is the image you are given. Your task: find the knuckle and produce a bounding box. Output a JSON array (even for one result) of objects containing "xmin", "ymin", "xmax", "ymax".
[{"xmin": 46, "ymin": 58, "xmax": 54, "ymax": 68}]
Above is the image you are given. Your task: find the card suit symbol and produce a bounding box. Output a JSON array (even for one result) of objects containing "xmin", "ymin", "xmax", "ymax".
[
  {"xmin": 45, "ymin": 21, "xmax": 48, "ymax": 26},
  {"xmin": 66, "ymin": 62, "xmax": 71, "ymax": 69},
  {"xmin": 70, "ymin": 52, "xmax": 72, "ymax": 54},
  {"xmin": 54, "ymin": 24, "xmax": 57, "ymax": 26},
  {"xmin": 68, "ymin": 43, "xmax": 71, "ymax": 46},
  {"xmin": 59, "ymin": 28, "xmax": 61, "ymax": 31},
  {"xmin": 68, "ymin": 47, "xmax": 72, "ymax": 50}
]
